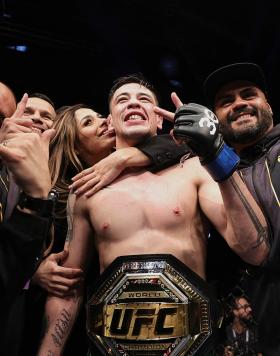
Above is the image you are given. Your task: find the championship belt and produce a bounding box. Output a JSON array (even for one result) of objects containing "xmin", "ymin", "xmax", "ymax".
[{"xmin": 87, "ymin": 254, "xmax": 220, "ymax": 356}]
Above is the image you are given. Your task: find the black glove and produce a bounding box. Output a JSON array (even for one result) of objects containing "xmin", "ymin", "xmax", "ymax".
[{"xmin": 173, "ymin": 103, "xmax": 239, "ymax": 182}]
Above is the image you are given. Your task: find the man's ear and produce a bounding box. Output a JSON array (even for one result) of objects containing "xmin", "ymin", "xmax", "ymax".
[
  {"xmin": 107, "ymin": 114, "xmax": 113, "ymax": 127},
  {"xmin": 267, "ymin": 102, "xmax": 273, "ymax": 115},
  {"xmin": 156, "ymin": 114, "xmax": 163, "ymax": 130}
]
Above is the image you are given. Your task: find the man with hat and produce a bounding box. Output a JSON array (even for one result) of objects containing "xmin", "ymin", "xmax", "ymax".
[
  {"xmin": 201, "ymin": 62, "xmax": 280, "ymax": 356},
  {"xmin": 148, "ymin": 62, "xmax": 278, "ymax": 355}
]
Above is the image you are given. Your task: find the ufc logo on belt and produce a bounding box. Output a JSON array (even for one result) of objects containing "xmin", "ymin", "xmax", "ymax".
[{"xmin": 104, "ymin": 303, "xmax": 188, "ymax": 340}]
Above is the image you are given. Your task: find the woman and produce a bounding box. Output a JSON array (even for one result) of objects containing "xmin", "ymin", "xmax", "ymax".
[{"xmin": 50, "ymin": 104, "xmax": 115, "ymax": 223}]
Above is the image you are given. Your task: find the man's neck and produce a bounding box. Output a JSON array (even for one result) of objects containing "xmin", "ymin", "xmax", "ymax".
[
  {"xmin": 115, "ymin": 139, "xmax": 136, "ymax": 149},
  {"xmin": 115, "ymin": 133, "xmax": 156, "ymax": 149}
]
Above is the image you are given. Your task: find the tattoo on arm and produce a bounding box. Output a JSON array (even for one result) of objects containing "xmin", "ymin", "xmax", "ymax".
[
  {"xmin": 50, "ymin": 308, "xmax": 72, "ymax": 348},
  {"xmin": 229, "ymin": 177, "xmax": 270, "ymax": 249}
]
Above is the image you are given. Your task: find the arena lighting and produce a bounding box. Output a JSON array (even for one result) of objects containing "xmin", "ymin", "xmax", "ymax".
[
  {"xmin": 160, "ymin": 55, "xmax": 184, "ymax": 89},
  {"xmin": 169, "ymin": 79, "xmax": 183, "ymax": 88},
  {"xmin": 6, "ymin": 45, "xmax": 28, "ymax": 52},
  {"xmin": 160, "ymin": 55, "xmax": 179, "ymax": 77}
]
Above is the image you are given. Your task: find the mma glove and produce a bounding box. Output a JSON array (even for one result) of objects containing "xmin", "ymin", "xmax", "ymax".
[{"xmin": 173, "ymin": 103, "xmax": 239, "ymax": 182}]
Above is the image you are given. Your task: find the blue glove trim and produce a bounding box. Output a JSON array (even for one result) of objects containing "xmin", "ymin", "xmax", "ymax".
[{"xmin": 203, "ymin": 143, "xmax": 240, "ymax": 182}]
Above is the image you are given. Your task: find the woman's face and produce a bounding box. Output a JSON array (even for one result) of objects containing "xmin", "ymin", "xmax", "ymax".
[{"xmin": 75, "ymin": 108, "xmax": 115, "ymax": 165}]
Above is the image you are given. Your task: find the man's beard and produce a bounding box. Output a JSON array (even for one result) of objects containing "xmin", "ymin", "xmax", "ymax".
[{"xmin": 220, "ymin": 107, "xmax": 273, "ymax": 146}]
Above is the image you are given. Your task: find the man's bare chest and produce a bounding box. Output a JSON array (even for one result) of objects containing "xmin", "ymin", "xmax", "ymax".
[{"xmin": 87, "ymin": 170, "xmax": 197, "ymax": 233}]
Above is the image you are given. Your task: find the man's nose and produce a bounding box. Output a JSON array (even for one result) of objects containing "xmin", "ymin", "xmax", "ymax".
[
  {"xmin": 31, "ymin": 116, "xmax": 44, "ymax": 124},
  {"xmin": 127, "ymin": 98, "xmax": 141, "ymax": 108},
  {"xmin": 232, "ymin": 97, "xmax": 249, "ymax": 111}
]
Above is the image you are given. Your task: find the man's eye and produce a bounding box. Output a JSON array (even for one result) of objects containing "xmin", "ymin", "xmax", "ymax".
[
  {"xmin": 220, "ymin": 99, "xmax": 232, "ymax": 107},
  {"xmin": 140, "ymin": 97, "xmax": 151, "ymax": 102},
  {"xmin": 117, "ymin": 97, "xmax": 127, "ymax": 103},
  {"xmin": 244, "ymin": 94, "xmax": 256, "ymax": 100}
]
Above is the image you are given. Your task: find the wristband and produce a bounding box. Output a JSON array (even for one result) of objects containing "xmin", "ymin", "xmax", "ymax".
[
  {"xmin": 202, "ymin": 143, "xmax": 240, "ymax": 182},
  {"xmin": 18, "ymin": 190, "xmax": 58, "ymax": 218}
]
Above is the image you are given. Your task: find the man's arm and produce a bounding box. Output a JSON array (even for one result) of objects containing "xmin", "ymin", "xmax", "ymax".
[
  {"xmin": 38, "ymin": 291, "xmax": 83, "ymax": 356},
  {"xmin": 0, "ymin": 129, "xmax": 55, "ymax": 288},
  {"xmin": 38, "ymin": 196, "xmax": 93, "ymax": 355},
  {"xmin": 0, "ymin": 208, "xmax": 52, "ymax": 295},
  {"xmin": 173, "ymin": 103, "xmax": 269, "ymax": 265},
  {"xmin": 0, "ymin": 115, "xmax": 55, "ymax": 296},
  {"xmin": 70, "ymin": 137, "xmax": 190, "ymax": 196},
  {"xmin": 196, "ymin": 163, "xmax": 269, "ymax": 265},
  {"xmin": 137, "ymin": 134, "xmax": 190, "ymax": 172}
]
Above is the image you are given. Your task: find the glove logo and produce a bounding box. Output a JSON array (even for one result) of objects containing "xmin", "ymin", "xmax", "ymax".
[{"xmin": 199, "ymin": 109, "xmax": 218, "ymax": 135}]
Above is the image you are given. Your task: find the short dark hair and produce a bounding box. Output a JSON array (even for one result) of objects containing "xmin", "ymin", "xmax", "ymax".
[
  {"xmin": 29, "ymin": 92, "xmax": 55, "ymax": 110},
  {"xmin": 108, "ymin": 73, "xmax": 160, "ymax": 107}
]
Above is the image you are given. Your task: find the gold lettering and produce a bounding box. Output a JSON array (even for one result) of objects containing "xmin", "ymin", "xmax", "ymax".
[
  {"xmin": 121, "ymin": 290, "xmax": 169, "ymax": 299},
  {"xmin": 104, "ymin": 303, "xmax": 188, "ymax": 340}
]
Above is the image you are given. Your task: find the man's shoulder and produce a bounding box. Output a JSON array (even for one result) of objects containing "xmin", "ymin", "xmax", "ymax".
[
  {"xmin": 179, "ymin": 156, "xmax": 205, "ymax": 172},
  {"xmin": 157, "ymin": 156, "xmax": 207, "ymax": 182}
]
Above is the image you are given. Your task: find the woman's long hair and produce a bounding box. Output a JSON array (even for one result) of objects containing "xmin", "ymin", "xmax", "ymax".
[{"xmin": 49, "ymin": 104, "xmax": 92, "ymax": 219}]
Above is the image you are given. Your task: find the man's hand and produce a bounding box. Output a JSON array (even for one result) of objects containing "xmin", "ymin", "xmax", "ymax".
[
  {"xmin": 173, "ymin": 103, "xmax": 239, "ymax": 182},
  {"xmin": 0, "ymin": 128, "xmax": 55, "ymax": 198},
  {"xmin": 32, "ymin": 250, "xmax": 84, "ymax": 297},
  {"xmin": 154, "ymin": 92, "xmax": 183, "ymax": 121},
  {"xmin": 0, "ymin": 94, "xmax": 34, "ymax": 143},
  {"xmin": 173, "ymin": 103, "xmax": 221, "ymax": 159}
]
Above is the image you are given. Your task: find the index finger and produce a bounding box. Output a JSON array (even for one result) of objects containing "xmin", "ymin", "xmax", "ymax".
[
  {"xmin": 154, "ymin": 106, "xmax": 175, "ymax": 122},
  {"xmin": 171, "ymin": 92, "xmax": 183, "ymax": 108},
  {"xmin": 11, "ymin": 93, "xmax": 28, "ymax": 119}
]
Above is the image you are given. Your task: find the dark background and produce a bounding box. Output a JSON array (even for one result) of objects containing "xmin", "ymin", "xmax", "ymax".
[{"xmin": 1, "ymin": 0, "xmax": 279, "ymax": 127}]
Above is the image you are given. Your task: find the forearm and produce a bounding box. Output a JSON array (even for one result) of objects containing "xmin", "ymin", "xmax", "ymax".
[
  {"xmin": 137, "ymin": 134, "xmax": 190, "ymax": 172},
  {"xmin": 117, "ymin": 147, "xmax": 151, "ymax": 168},
  {"xmin": 38, "ymin": 292, "xmax": 83, "ymax": 355},
  {"xmin": 219, "ymin": 171, "xmax": 270, "ymax": 265}
]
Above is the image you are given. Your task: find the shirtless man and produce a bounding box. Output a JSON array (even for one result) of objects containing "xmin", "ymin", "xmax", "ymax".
[{"xmin": 38, "ymin": 75, "xmax": 269, "ymax": 356}]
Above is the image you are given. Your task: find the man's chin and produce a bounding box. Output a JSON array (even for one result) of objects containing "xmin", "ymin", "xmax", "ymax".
[{"xmin": 124, "ymin": 127, "xmax": 151, "ymax": 138}]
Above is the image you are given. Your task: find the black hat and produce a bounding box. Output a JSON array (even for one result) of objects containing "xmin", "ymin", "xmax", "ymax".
[{"xmin": 203, "ymin": 62, "xmax": 267, "ymax": 108}]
